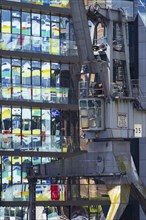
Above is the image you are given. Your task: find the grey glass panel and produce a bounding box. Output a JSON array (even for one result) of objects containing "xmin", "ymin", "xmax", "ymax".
[
  {"xmin": 32, "ymin": 61, "xmax": 40, "ymax": 86},
  {"xmin": 22, "ymin": 60, "xmax": 31, "ymax": 85},
  {"xmin": 32, "ymin": 13, "xmax": 40, "ymax": 36},
  {"xmin": 2, "ymin": 58, "xmax": 11, "ymax": 85}
]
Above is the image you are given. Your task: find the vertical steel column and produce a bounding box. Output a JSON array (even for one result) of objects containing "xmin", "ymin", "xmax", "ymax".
[{"xmin": 28, "ymin": 178, "xmax": 37, "ymax": 220}]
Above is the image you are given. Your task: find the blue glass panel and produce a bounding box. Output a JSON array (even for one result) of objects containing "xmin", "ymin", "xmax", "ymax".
[
  {"xmin": 2, "ymin": 10, "xmax": 11, "ymax": 33},
  {"xmin": 22, "ymin": 12, "xmax": 31, "ymax": 35},
  {"xmin": 41, "ymin": 15, "xmax": 50, "ymax": 37},
  {"xmin": 139, "ymin": 0, "xmax": 146, "ymax": 26}
]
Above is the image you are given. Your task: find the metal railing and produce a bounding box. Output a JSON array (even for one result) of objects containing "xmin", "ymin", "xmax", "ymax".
[{"xmin": 131, "ymin": 79, "xmax": 146, "ymax": 109}]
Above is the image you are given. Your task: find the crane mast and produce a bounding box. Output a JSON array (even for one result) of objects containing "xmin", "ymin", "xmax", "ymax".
[{"xmin": 27, "ymin": 1, "xmax": 146, "ymax": 219}]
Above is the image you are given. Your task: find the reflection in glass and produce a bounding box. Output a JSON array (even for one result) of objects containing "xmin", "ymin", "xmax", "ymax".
[
  {"xmin": 5, "ymin": 0, "xmax": 69, "ymax": 7},
  {"xmin": 2, "ymin": 10, "xmax": 11, "ymax": 33},
  {"xmin": 12, "ymin": 166, "xmax": 21, "ymax": 184},
  {"xmin": 12, "ymin": 116, "xmax": 21, "ymax": 133},
  {"xmin": 2, "ymin": 156, "xmax": 11, "ymax": 184},
  {"xmin": 2, "ymin": 107, "xmax": 11, "ymax": 133},
  {"xmin": 12, "ymin": 107, "xmax": 21, "ymax": 148},
  {"xmin": 2, "ymin": 58, "xmax": 11, "ymax": 99},
  {"xmin": 0, "ymin": 33, "xmax": 77, "ymax": 55},
  {"xmin": 12, "ymin": 66, "xmax": 21, "ymax": 99},
  {"xmin": 22, "ymin": 108, "xmax": 31, "ymax": 135},
  {"xmin": 22, "ymin": 157, "xmax": 31, "ymax": 183},
  {"xmin": 42, "ymin": 62, "xmax": 50, "ymax": 87},
  {"xmin": 2, "ymin": 58, "xmax": 11, "ymax": 85},
  {"xmin": 42, "ymin": 110, "xmax": 51, "ymax": 150},
  {"xmin": 22, "ymin": 12, "xmax": 31, "ymax": 35},
  {"xmin": 12, "ymin": 11, "xmax": 21, "ymax": 34},
  {"xmin": 41, "ymin": 15, "xmax": 50, "ymax": 37},
  {"xmin": 32, "ymin": 13, "xmax": 40, "ymax": 37},
  {"xmin": 12, "ymin": 66, "xmax": 20, "ymax": 84},
  {"xmin": 22, "ymin": 60, "xmax": 31, "ymax": 85},
  {"xmin": 1, "ymin": 10, "xmax": 77, "ymax": 55}
]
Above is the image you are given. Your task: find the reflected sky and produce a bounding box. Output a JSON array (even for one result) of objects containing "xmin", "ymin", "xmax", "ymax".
[{"xmin": 138, "ymin": 0, "xmax": 146, "ymax": 26}]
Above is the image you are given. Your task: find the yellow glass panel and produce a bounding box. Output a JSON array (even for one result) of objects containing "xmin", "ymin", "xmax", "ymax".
[
  {"xmin": 2, "ymin": 108, "xmax": 11, "ymax": 119},
  {"xmin": 13, "ymin": 87, "xmax": 21, "ymax": 98},
  {"xmin": 0, "ymin": 41, "xmax": 7, "ymax": 50},
  {"xmin": 32, "ymin": 2, "xmax": 43, "ymax": 5},
  {"xmin": 2, "ymin": 88, "xmax": 11, "ymax": 99},
  {"xmin": 50, "ymin": 0, "xmax": 69, "ymax": 7},
  {"xmin": 42, "ymin": 69, "xmax": 50, "ymax": 78},
  {"xmin": 22, "ymin": 191, "xmax": 29, "ymax": 196},
  {"xmin": 81, "ymin": 117, "xmax": 89, "ymax": 129},
  {"xmin": 22, "ymin": 130, "xmax": 31, "ymax": 135},
  {"xmin": 22, "ymin": 70, "xmax": 31, "ymax": 77},
  {"xmin": 12, "ymin": 156, "xmax": 21, "ymax": 165},
  {"xmin": 52, "ymin": 29, "xmax": 59, "ymax": 37},
  {"xmin": 32, "ymin": 130, "xmax": 41, "ymax": 135},
  {"xmin": 63, "ymin": 147, "xmax": 67, "ymax": 152},
  {"xmin": 2, "ymin": 25, "xmax": 11, "ymax": 33},
  {"xmin": 32, "ymin": 69, "xmax": 40, "ymax": 76},
  {"xmin": 12, "ymin": 128, "xmax": 21, "ymax": 134},
  {"xmin": 50, "ymin": 38, "xmax": 60, "ymax": 55}
]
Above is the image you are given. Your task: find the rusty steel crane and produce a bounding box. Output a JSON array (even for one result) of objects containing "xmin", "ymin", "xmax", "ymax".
[{"xmin": 27, "ymin": 1, "xmax": 146, "ymax": 219}]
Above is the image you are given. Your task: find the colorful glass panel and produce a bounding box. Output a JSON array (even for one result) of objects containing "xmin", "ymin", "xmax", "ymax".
[{"xmin": 2, "ymin": 10, "xmax": 11, "ymax": 33}]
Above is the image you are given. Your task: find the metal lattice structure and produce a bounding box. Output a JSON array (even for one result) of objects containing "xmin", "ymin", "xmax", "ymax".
[{"xmin": 27, "ymin": 1, "xmax": 146, "ymax": 219}]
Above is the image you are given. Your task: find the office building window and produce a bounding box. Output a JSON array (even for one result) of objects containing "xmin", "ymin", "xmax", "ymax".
[
  {"xmin": 5, "ymin": 0, "xmax": 69, "ymax": 7},
  {"xmin": 1, "ymin": 106, "xmax": 69, "ymax": 151},
  {"xmin": 0, "ymin": 10, "xmax": 77, "ymax": 55},
  {"xmin": 1, "ymin": 57, "xmax": 71, "ymax": 104}
]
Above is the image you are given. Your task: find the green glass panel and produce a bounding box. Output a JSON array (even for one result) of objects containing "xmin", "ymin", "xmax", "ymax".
[{"xmin": 12, "ymin": 18, "xmax": 20, "ymax": 34}]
